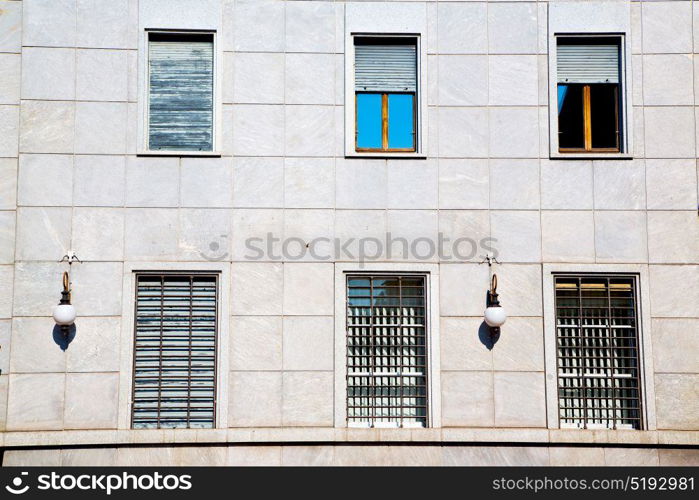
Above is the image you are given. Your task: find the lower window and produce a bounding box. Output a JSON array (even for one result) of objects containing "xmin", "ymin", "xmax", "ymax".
[
  {"xmin": 554, "ymin": 275, "xmax": 643, "ymax": 429},
  {"xmin": 346, "ymin": 274, "xmax": 428, "ymax": 428},
  {"xmin": 131, "ymin": 273, "xmax": 218, "ymax": 429}
]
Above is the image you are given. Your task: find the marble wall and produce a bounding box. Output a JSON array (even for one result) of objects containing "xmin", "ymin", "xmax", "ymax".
[
  {"xmin": 0, "ymin": 0, "xmax": 697, "ymax": 465},
  {"xmin": 3, "ymin": 444, "xmax": 698, "ymax": 466}
]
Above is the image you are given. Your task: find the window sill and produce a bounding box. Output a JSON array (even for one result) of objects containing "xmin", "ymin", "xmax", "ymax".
[
  {"xmin": 137, "ymin": 151, "xmax": 222, "ymax": 158},
  {"xmin": 549, "ymin": 152, "xmax": 633, "ymax": 160},
  {"xmin": 345, "ymin": 152, "xmax": 427, "ymax": 160}
]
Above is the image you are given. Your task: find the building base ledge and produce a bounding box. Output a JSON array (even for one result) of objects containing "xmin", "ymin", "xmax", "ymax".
[{"xmin": 1, "ymin": 429, "xmax": 697, "ymax": 449}]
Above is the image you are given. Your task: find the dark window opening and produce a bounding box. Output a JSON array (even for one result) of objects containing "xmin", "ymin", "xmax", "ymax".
[
  {"xmin": 590, "ymin": 84, "xmax": 619, "ymax": 149},
  {"xmin": 557, "ymin": 84, "xmax": 584, "ymax": 150},
  {"xmin": 557, "ymin": 37, "xmax": 622, "ymax": 153}
]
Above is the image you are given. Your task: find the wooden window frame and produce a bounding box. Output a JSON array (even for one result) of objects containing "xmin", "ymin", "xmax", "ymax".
[
  {"xmin": 355, "ymin": 91, "xmax": 417, "ymax": 153},
  {"xmin": 558, "ymin": 83, "xmax": 620, "ymax": 154}
]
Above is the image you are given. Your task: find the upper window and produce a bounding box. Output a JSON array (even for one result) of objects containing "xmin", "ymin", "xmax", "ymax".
[
  {"xmin": 346, "ymin": 274, "xmax": 428, "ymax": 428},
  {"xmin": 556, "ymin": 37, "xmax": 622, "ymax": 153},
  {"xmin": 354, "ymin": 38, "xmax": 417, "ymax": 153},
  {"xmin": 131, "ymin": 273, "xmax": 218, "ymax": 429},
  {"xmin": 147, "ymin": 32, "xmax": 214, "ymax": 152},
  {"xmin": 554, "ymin": 275, "xmax": 643, "ymax": 430}
]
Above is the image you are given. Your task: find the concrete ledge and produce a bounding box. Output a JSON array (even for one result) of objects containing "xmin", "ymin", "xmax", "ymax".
[{"xmin": 2, "ymin": 428, "xmax": 698, "ymax": 449}]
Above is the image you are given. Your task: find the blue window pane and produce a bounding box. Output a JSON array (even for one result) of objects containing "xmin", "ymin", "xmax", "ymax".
[
  {"xmin": 388, "ymin": 94, "xmax": 414, "ymax": 150},
  {"xmin": 557, "ymin": 84, "xmax": 569, "ymax": 115},
  {"xmin": 356, "ymin": 93, "xmax": 382, "ymax": 149}
]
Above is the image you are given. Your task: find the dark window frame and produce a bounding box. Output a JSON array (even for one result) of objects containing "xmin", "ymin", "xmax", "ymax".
[
  {"xmin": 131, "ymin": 271, "xmax": 219, "ymax": 430},
  {"xmin": 553, "ymin": 273, "xmax": 645, "ymax": 430}
]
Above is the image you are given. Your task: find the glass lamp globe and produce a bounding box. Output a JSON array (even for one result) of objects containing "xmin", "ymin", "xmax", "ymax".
[
  {"xmin": 484, "ymin": 306, "xmax": 507, "ymax": 328},
  {"xmin": 53, "ymin": 304, "xmax": 76, "ymax": 326}
]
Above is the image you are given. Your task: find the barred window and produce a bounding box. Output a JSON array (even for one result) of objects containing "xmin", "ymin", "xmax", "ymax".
[
  {"xmin": 346, "ymin": 275, "xmax": 428, "ymax": 428},
  {"xmin": 555, "ymin": 275, "xmax": 643, "ymax": 430},
  {"xmin": 131, "ymin": 273, "xmax": 218, "ymax": 429}
]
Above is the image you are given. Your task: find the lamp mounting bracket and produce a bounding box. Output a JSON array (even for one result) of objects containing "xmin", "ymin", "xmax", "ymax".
[
  {"xmin": 479, "ymin": 254, "xmax": 500, "ymax": 267},
  {"xmin": 59, "ymin": 252, "xmax": 82, "ymax": 266}
]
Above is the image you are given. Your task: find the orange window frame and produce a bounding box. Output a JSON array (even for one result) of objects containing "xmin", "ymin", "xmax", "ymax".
[
  {"xmin": 559, "ymin": 83, "xmax": 620, "ymax": 154},
  {"xmin": 355, "ymin": 92, "xmax": 417, "ymax": 153}
]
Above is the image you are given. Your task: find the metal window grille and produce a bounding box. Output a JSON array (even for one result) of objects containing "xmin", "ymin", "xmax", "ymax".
[
  {"xmin": 148, "ymin": 33, "xmax": 214, "ymax": 151},
  {"xmin": 346, "ymin": 275, "xmax": 428, "ymax": 428},
  {"xmin": 131, "ymin": 273, "xmax": 218, "ymax": 429},
  {"xmin": 554, "ymin": 275, "xmax": 643, "ymax": 430}
]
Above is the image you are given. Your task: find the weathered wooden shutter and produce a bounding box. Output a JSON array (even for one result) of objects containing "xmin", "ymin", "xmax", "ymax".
[
  {"xmin": 132, "ymin": 274, "xmax": 218, "ymax": 429},
  {"xmin": 355, "ymin": 42, "xmax": 417, "ymax": 92},
  {"xmin": 557, "ymin": 42, "xmax": 620, "ymax": 84},
  {"xmin": 148, "ymin": 34, "xmax": 214, "ymax": 151}
]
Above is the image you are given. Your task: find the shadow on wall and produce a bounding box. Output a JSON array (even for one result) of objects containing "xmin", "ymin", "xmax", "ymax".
[
  {"xmin": 478, "ymin": 321, "xmax": 500, "ymax": 350},
  {"xmin": 52, "ymin": 324, "xmax": 76, "ymax": 351}
]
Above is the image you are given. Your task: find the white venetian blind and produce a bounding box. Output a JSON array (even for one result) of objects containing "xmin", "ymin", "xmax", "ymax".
[
  {"xmin": 355, "ymin": 41, "xmax": 417, "ymax": 92},
  {"xmin": 132, "ymin": 274, "xmax": 218, "ymax": 429},
  {"xmin": 557, "ymin": 41, "xmax": 620, "ymax": 84},
  {"xmin": 148, "ymin": 33, "xmax": 214, "ymax": 151}
]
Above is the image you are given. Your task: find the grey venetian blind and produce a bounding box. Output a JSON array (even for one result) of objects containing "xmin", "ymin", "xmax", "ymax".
[
  {"xmin": 557, "ymin": 40, "xmax": 620, "ymax": 84},
  {"xmin": 355, "ymin": 40, "xmax": 417, "ymax": 92},
  {"xmin": 148, "ymin": 33, "xmax": 214, "ymax": 151},
  {"xmin": 132, "ymin": 274, "xmax": 218, "ymax": 429}
]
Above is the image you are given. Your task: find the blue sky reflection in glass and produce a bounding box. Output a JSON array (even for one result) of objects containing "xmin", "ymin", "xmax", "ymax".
[
  {"xmin": 388, "ymin": 94, "xmax": 414, "ymax": 149},
  {"xmin": 357, "ymin": 93, "xmax": 383, "ymax": 149}
]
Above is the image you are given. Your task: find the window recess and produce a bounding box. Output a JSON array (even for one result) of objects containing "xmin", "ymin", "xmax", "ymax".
[
  {"xmin": 557, "ymin": 38, "xmax": 621, "ymax": 153},
  {"xmin": 131, "ymin": 273, "xmax": 218, "ymax": 429},
  {"xmin": 355, "ymin": 38, "xmax": 417, "ymax": 153},
  {"xmin": 554, "ymin": 275, "xmax": 643, "ymax": 430},
  {"xmin": 346, "ymin": 275, "xmax": 428, "ymax": 428},
  {"xmin": 147, "ymin": 32, "xmax": 214, "ymax": 152}
]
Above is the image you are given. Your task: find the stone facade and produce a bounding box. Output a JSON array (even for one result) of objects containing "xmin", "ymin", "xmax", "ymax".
[{"xmin": 0, "ymin": 0, "xmax": 697, "ymax": 466}]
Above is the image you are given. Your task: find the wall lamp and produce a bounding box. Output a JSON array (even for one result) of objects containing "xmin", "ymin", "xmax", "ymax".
[
  {"xmin": 484, "ymin": 274, "xmax": 507, "ymax": 337},
  {"xmin": 52, "ymin": 271, "xmax": 76, "ymax": 337}
]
